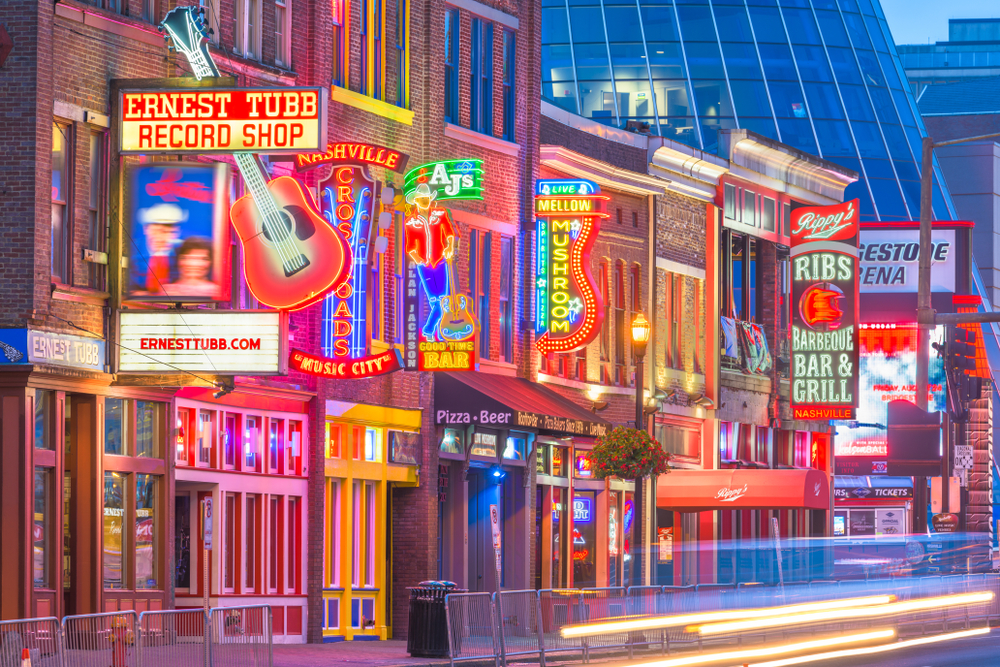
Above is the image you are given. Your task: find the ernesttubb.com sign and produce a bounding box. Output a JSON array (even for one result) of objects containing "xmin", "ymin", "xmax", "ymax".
[{"xmin": 118, "ymin": 311, "xmax": 284, "ymax": 374}]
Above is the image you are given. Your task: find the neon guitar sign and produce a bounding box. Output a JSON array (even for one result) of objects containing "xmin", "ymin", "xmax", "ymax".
[{"xmin": 160, "ymin": 7, "xmax": 350, "ymax": 311}]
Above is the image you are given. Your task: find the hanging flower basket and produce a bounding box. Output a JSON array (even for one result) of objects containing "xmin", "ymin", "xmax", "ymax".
[{"xmin": 589, "ymin": 426, "xmax": 672, "ymax": 481}]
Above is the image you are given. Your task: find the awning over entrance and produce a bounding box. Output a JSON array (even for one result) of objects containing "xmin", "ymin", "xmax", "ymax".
[
  {"xmin": 657, "ymin": 468, "xmax": 830, "ymax": 511},
  {"xmin": 434, "ymin": 373, "xmax": 611, "ymax": 438}
]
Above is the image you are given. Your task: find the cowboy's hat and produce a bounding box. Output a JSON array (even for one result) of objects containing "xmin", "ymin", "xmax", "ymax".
[
  {"xmin": 405, "ymin": 182, "xmax": 438, "ymax": 205},
  {"xmin": 138, "ymin": 203, "xmax": 188, "ymax": 225}
]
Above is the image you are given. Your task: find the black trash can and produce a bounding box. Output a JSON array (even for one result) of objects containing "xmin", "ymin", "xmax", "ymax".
[{"xmin": 406, "ymin": 580, "xmax": 464, "ymax": 657}]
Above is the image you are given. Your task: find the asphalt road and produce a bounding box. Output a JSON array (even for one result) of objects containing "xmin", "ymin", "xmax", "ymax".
[{"xmin": 761, "ymin": 632, "xmax": 1000, "ymax": 667}]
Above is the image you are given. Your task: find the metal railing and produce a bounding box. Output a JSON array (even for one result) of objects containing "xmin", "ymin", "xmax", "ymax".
[
  {"xmin": 445, "ymin": 574, "xmax": 1000, "ymax": 666},
  {"xmin": 0, "ymin": 605, "xmax": 273, "ymax": 667}
]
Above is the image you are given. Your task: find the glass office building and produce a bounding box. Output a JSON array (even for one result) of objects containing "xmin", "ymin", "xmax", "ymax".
[{"xmin": 541, "ymin": 0, "xmax": 956, "ymax": 221}]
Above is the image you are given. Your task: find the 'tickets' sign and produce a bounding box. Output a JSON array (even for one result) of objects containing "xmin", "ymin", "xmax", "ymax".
[
  {"xmin": 120, "ymin": 87, "xmax": 326, "ymax": 154},
  {"xmin": 118, "ymin": 310, "xmax": 284, "ymax": 374},
  {"xmin": 790, "ymin": 200, "xmax": 860, "ymax": 421},
  {"xmin": 534, "ymin": 179, "xmax": 608, "ymax": 354}
]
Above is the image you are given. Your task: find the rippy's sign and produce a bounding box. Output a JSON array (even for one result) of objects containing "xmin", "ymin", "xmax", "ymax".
[
  {"xmin": 790, "ymin": 199, "xmax": 860, "ymax": 420},
  {"xmin": 534, "ymin": 179, "xmax": 608, "ymax": 354}
]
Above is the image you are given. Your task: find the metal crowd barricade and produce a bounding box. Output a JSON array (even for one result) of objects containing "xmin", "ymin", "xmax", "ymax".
[
  {"xmin": 577, "ymin": 587, "xmax": 629, "ymax": 661},
  {"xmin": 494, "ymin": 591, "xmax": 544, "ymax": 665},
  {"xmin": 626, "ymin": 586, "xmax": 666, "ymax": 655},
  {"xmin": 535, "ymin": 590, "xmax": 584, "ymax": 662},
  {"xmin": 63, "ymin": 610, "xmax": 139, "ymax": 667},
  {"xmin": 0, "ymin": 617, "xmax": 63, "ymax": 667},
  {"xmin": 139, "ymin": 608, "xmax": 209, "ymax": 667},
  {"xmin": 445, "ymin": 592, "xmax": 498, "ymax": 667},
  {"xmin": 208, "ymin": 605, "xmax": 271, "ymax": 667}
]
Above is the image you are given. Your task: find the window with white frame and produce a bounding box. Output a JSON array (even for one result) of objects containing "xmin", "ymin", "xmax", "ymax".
[
  {"xmin": 235, "ymin": 0, "xmax": 261, "ymax": 59},
  {"xmin": 199, "ymin": 0, "xmax": 220, "ymax": 44},
  {"xmin": 274, "ymin": 0, "xmax": 290, "ymax": 67}
]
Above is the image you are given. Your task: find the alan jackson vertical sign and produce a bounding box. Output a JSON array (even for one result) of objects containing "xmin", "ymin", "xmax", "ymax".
[{"xmin": 790, "ymin": 200, "xmax": 860, "ymax": 420}]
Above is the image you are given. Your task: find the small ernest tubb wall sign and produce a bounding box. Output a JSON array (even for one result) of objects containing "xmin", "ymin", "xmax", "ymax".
[
  {"xmin": 534, "ymin": 179, "xmax": 608, "ymax": 355},
  {"xmin": 790, "ymin": 199, "xmax": 860, "ymax": 420}
]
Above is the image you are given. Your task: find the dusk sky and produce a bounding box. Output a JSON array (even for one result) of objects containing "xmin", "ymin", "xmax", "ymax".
[{"xmin": 882, "ymin": 0, "xmax": 1000, "ymax": 45}]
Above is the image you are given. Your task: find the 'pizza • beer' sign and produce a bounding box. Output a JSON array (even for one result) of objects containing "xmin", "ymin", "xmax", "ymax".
[
  {"xmin": 119, "ymin": 87, "xmax": 327, "ymax": 154},
  {"xmin": 790, "ymin": 200, "xmax": 860, "ymax": 421}
]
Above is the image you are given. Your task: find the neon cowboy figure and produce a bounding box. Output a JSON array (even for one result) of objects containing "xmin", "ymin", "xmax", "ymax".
[{"xmin": 404, "ymin": 182, "xmax": 457, "ymax": 341}]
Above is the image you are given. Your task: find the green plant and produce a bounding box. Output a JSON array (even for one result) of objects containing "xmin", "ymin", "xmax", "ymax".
[{"xmin": 589, "ymin": 426, "xmax": 671, "ymax": 481}]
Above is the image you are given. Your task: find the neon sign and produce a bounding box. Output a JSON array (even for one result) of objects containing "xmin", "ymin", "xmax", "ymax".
[
  {"xmin": 534, "ymin": 179, "xmax": 608, "ymax": 355},
  {"xmin": 573, "ymin": 497, "xmax": 593, "ymax": 523},
  {"xmin": 790, "ymin": 200, "xmax": 860, "ymax": 420},
  {"xmin": 403, "ymin": 159, "xmax": 484, "ymax": 202},
  {"xmin": 295, "ymin": 141, "xmax": 409, "ymax": 173},
  {"xmin": 289, "ymin": 347, "xmax": 402, "ymax": 379},
  {"xmin": 321, "ymin": 166, "xmax": 375, "ymax": 359},
  {"xmin": 402, "ymin": 162, "xmax": 481, "ymax": 372}
]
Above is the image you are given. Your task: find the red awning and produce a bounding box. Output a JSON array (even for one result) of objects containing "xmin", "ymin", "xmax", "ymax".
[{"xmin": 657, "ymin": 468, "xmax": 830, "ymax": 511}]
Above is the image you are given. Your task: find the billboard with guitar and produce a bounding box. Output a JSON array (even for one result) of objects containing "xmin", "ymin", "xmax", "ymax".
[
  {"xmin": 159, "ymin": 6, "xmax": 350, "ymax": 311},
  {"xmin": 402, "ymin": 166, "xmax": 481, "ymax": 372}
]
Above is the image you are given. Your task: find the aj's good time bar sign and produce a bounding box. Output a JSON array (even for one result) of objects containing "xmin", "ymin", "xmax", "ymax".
[
  {"xmin": 120, "ymin": 87, "xmax": 326, "ymax": 154},
  {"xmin": 790, "ymin": 199, "xmax": 860, "ymax": 420},
  {"xmin": 534, "ymin": 179, "xmax": 608, "ymax": 355},
  {"xmin": 118, "ymin": 310, "xmax": 285, "ymax": 374}
]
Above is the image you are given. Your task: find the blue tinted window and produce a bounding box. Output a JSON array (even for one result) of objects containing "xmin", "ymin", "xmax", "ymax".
[
  {"xmin": 855, "ymin": 51, "xmax": 885, "ymax": 87},
  {"xmin": 722, "ymin": 43, "xmax": 763, "ymax": 79},
  {"xmin": 740, "ymin": 117, "xmax": 779, "ymax": 140},
  {"xmin": 778, "ymin": 0, "xmax": 809, "ymax": 7},
  {"xmin": 677, "ymin": 5, "xmax": 716, "ymax": 41},
  {"xmin": 648, "ymin": 44, "xmax": 687, "ymax": 78},
  {"xmin": 542, "ymin": 45, "xmax": 576, "ymax": 82},
  {"xmin": 855, "ymin": 0, "xmax": 875, "ymax": 14},
  {"xmin": 827, "ymin": 47, "xmax": 862, "ymax": 84},
  {"xmin": 851, "ymin": 120, "xmax": 888, "ymax": 158},
  {"xmin": 831, "ymin": 155, "xmax": 860, "ymax": 175},
  {"xmin": 579, "ymin": 81, "xmax": 616, "ymax": 120},
  {"xmin": 814, "ymin": 119, "xmax": 855, "ymax": 156},
  {"xmin": 899, "ymin": 179, "xmax": 920, "ymax": 214},
  {"xmin": 713, "ymin": 5, "xmax": 754, "ymax": 42},
  {"xmin": 904, "ymin": 125, "xmax": 923, "ymax": 161},
  {"xmin": 542, "ymin": 0, "xmax": 564, "ymax": 7},
  {"xmin": 893, "ymin": 88, "xmax": 917, "ymax": 126},
  {"xmin": 758, "ymin": 43, "xmax": 797, "ymax": 80},
  {"xmin": 639, "ymin": 6, "xmax": 679, "ymax": 41},
  {"xmin": 542, "ymin": 8, "xmax": 570, "ymax": 43},
  {"xmin": 849, "ymin": 181, "xmax": 877, "ymax": 220},
  {"xmin": 685, "ymin": 42, "xmax": 726, "ymax": 78},
  {"xmin": 813, "ymin": 10, "xmax": 849, "ymax": 47},
  {"xmin": 610, "ymin": 43, "xmax": 650, "ymax": 79},
  {"xmin": 881, "ymin": 124, "xmax": 912, "ymax": 161},
  {"xmin": 574, "ymin": 43, "xmax": 612, "ymax": 79},
  {"xmin": 862, "ymin": 158, "xmax": 894, "ymax": 180},
  {"xmin": 838, "ymin": 0, "xmax": 860, "ymax": 12},
  {"xmin": 570, "ymin": 8, "xmax": 606, "ymax": 42},
  {"xmin": 777, "ymin": 118, "xmax": 818, "ymax": 154},
  {"xmin": 568, "ymin": 0, "xmax": 599, "ymax": 6},
  {"xmin": 878, "ymin": 51, "xmax": 904, "ymax": 90},
  {"xmin": 805, "ymin": 83, "xmax": 844, "ymax": 119},
  {"xmin": 811, "ymin": 0, "xmax": 837, "ymax": 8},
  {"xmin": 868, "ymin": 178, "xmax": 907, "ymax": 218},
  {"xmin": 839, "ymin": 84, "xmax": 874, "ymax": 122},
  {"xmin": 932, "ymin": 179, "xmax": 949, "ymax": 220},
  {"xmin": 545, "ymin": 82, "xmax": 579, "ymax": 111},
  {"xmin": 700, "ymin": 117, "xmax": 737, "ymax": 152},
  {"xmin": 867, "ymin": 87, "xmax": 897, "ymax": 125},
  {"xmin": 841, "ymin": 12, "xmax": 873, "ymax": 52},
  {"xmin": 605, "ymin": 6, "xmax": 644, "ymax": 42},
  {"xmin": 654, "ymin": 80, "xmax": 692, "ymax": 116},
  {"xmin": 781, "ymin": 8, "xmax": 821, "ymax": 45},
  {"xmin": 617, "ymin": 80, "xmax": 656, "ymax": 117},
  {"xmin": 730, "ymin": 80, "xmax": 772, "ymax": 117},
  {"xmin": 863, "ymin": 13, "xmax": 888, "ymax": 51},
  {"xmin": 893, "ymin": 159, "xmax": 919, "ymax": 182},
  {"xmin": 693, "ymin": 80, "xmax": 734, "ymax": 116},
  {"xmin": 748, "ymin": 6, "xmax": 786, "ymax": 43},
  {"xmin": 768, "ymin": 81, "xmax": 807, "ymax": 117},
  {"xmin": 793, "ymin": 45, "xmax": 834, "ymax": 82}
]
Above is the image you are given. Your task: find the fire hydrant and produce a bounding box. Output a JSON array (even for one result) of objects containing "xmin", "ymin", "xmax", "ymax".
[{"xmin": 107, "ymin": 617, "xmax": 134, "ymax": 667}]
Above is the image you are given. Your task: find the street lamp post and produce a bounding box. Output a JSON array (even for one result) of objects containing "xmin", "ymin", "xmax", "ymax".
[{"xmin": 631, "ymin": 312, "xmax": 651, "ymax": 587}]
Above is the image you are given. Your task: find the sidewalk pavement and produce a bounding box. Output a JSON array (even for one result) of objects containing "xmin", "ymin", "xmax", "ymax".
[
  {"xmin": 273, "ymin": 640, "xmax": 641, "ymax": 667},
  {"xmin": 273, "ymin": 640, "xmax": 450, "ymax": 667}
]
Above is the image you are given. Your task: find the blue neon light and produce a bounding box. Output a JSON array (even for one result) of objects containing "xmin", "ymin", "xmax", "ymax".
[{"xmin": 573, "ymin": 497, "xmax": 593, "ymax": 523}]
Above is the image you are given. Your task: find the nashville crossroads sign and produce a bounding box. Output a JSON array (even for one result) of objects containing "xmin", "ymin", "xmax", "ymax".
[
  {"xmin": 790, "ymin": 200, "xmax": 860, "ymax": 421},
  {"xmin": 119, "ymin": 87, "xmax": 326, "ymax": 154}
]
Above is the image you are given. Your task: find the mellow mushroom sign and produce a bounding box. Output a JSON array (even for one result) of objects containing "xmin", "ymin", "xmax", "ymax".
[{"xmin": 789, "ymin": 200, "xmax": 860, "ymax": 421}]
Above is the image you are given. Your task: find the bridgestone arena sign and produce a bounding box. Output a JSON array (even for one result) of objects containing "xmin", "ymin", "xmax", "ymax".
[
  {"xmin": 119, "ymin": 87, "xmax": 326, "ymax": 154},
  {"xmin": 118, "ymin": 311, "xmax": 284, "ymax": 374},
  {"xmin": 789, "ymin": 200, "xmax": 860, "ymax": 421}
]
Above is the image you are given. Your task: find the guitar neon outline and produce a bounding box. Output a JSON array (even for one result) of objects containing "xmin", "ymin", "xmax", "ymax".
[{"xmin": 160, "ymin": 6, "xmax": 351, "ymax": 311}]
